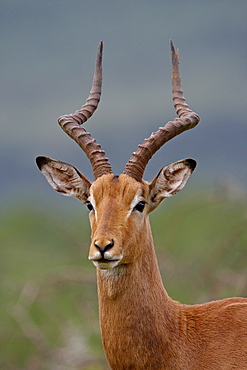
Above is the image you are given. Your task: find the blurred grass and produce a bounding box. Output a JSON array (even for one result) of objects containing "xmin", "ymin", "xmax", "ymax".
[{"xmin": 1, "ymin": 185, "xmax": 246, "ymax": 369}]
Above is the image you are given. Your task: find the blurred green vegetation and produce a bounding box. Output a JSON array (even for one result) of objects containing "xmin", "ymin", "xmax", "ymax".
[{"xmin": 1, "ymin": 186, "xmax": 246, "ymax": 369}]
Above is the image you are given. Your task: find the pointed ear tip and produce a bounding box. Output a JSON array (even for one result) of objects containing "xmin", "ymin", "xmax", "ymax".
[
  {"xmin": 36, "ymin": 156, "xmax": 48, "ymax": 170},
  {"xmin": 185, "ymin": 158, "xmax": 197, "ymax": 171}
]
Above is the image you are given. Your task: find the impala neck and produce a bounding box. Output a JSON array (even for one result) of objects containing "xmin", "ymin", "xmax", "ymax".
[
  {"xmin": 96, "ymin": 219, "xmax": 168, "ymax": 300},
  {"xmin": 96, "ymin": 218, "xmax": 179, "ymax": 368},
  {"xmin": 96, "ymin": 218, "xmax": 177, "ymax": 329}
]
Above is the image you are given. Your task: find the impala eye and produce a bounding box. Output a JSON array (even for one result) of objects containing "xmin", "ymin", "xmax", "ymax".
[
  {"xmin": 133, "ymin": 201, "xmax": 146, "ymax": 213},
  {"xmin": 85, "ymin": 200, "xmax": 94, "ymax": 211}
]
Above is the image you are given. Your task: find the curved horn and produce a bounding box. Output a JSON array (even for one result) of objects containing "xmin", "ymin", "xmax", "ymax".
[
  {"xmin": 58, "ymin": 41, "xmax": 112, "ymax": 180},
  {"xmin": 123, "ymin": 40, "xmax": 200, "ymax": 182}
]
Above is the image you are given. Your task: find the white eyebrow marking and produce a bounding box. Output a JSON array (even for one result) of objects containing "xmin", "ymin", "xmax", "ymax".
[
  {"xmin": 88, "ymin": 194, "xmax": 97, "ymax": 219},
  {"xmin": 126, "ymin": 191, "xmax": 143, "ymax": 219}
]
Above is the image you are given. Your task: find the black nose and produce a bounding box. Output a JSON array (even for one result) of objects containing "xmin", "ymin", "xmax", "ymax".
[{"xmin": 94, "ymin": 240, "xmax": 114, "ymax": 257}]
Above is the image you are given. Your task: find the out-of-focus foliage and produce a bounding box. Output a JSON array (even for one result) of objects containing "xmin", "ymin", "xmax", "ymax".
[{"xmin": 1, "ymin": 186, "xmax": 246, "ymax": 369}]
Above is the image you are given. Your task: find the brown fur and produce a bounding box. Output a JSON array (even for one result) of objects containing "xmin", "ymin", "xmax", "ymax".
[
  {"xmin": 38, "ymin": 163, "xmax": 247, "ymax": 368},
  {"xmin": 89, "ymin": 175, "xmax": 247, "ymax": 369}
]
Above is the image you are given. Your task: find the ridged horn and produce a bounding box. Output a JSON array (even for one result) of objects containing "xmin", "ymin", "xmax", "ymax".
[
  {"xmin": 123, "ymin": 40, "xmax": 200, "ymax": 182},
  {"xmin": 58, "ymin": 41, "xmax": 112, "ymax": 180}
]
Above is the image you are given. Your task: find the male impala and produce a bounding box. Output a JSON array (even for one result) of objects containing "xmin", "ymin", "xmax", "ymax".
[{"xmin": 36, "ymin": 41, "xmax": 247, "ymax": 369}]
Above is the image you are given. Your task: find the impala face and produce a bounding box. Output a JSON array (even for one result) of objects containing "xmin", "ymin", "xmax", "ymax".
[
  {"xmin": 36, "ymin": 155, "xmax": 196, "ymax": 271},
  {"xmin": 87, "ymin": 174, "xmax": 150, "ymax": 269}
]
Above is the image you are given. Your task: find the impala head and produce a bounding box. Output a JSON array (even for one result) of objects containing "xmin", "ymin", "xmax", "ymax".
[{"xmin": 36, "ymin": 41, "xmax": 199, "ymax": 270}]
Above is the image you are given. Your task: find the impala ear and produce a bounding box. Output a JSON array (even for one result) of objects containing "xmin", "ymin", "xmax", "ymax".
[
  {"xmin": 36, "ymin": 156, "xmax": 91, "ymax": 202},
  {"xmin": 148, "ymin": 159, "xmax": 196, "ymax": 212}
]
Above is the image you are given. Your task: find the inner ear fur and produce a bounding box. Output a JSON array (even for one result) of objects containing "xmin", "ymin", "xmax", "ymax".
[
  {"xmin": 148, "ymin": 158, "xmax": 196, "ymax": 212},
  {"xmin": 36, "ymin": 156, "xmax": 91, "ymax": 202}
]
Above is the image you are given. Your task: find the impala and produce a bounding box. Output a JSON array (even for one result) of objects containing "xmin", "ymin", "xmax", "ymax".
[{"xmin": 36, "ymin": 41, "xmax": 247, "ymax": 369}]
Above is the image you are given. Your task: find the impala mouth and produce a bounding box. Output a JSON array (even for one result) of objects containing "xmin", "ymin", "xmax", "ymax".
[{"xmin": 90, "ymin": 257, "xmax": 121, "ymax": 270}]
